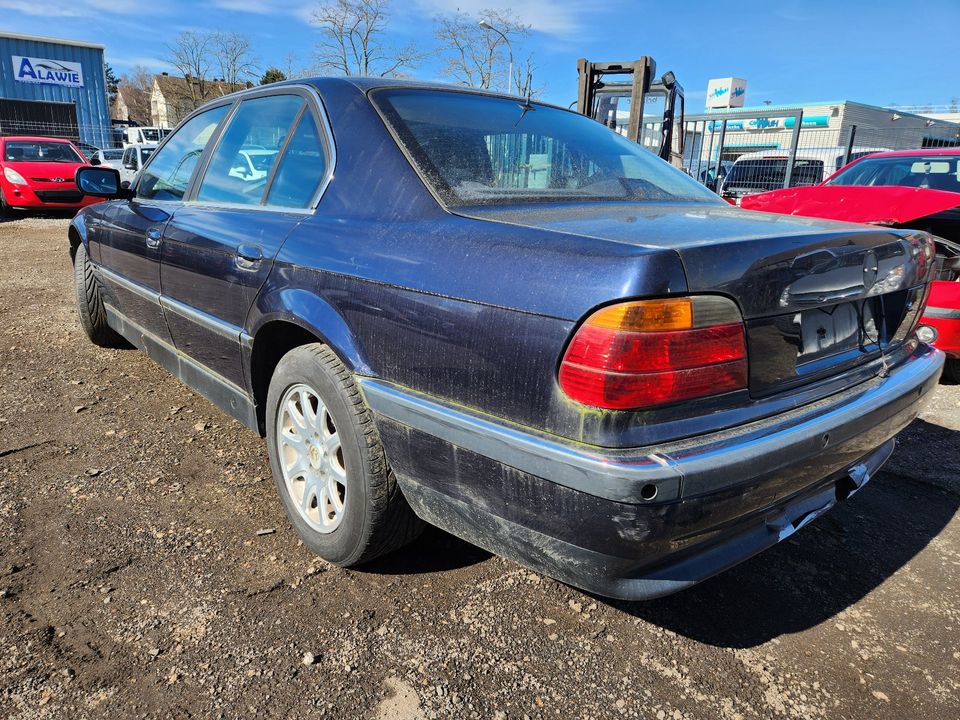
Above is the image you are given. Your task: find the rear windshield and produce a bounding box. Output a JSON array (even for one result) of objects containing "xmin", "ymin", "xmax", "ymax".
[
  {"xmin": 725, "ymin": 158, "xmax": 824, "ymax": 191},
  {"xmin": 372, "ymin": 88, "xmax": 719, "ymax": 207},
  {"xmin": 3, "ymin": 140, "xmax": 84, "ymax": 163},
  {"xmin": 826, "ymin": 155, "xmax": 960, "ymax": 193}
]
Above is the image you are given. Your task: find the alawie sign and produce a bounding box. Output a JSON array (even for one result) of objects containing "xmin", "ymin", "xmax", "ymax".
[{"xmin": 12, "ymin": 56, "xmax": 84, "ymax": 88}]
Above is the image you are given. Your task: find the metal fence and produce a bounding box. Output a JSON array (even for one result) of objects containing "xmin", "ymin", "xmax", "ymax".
[
  {"xmin": 0, "ymin": 120, "xmax": 145, "ymax": 151},
  {"xmin": 682, "ymin": 108, "xmax": 960, "ymax": 200}
]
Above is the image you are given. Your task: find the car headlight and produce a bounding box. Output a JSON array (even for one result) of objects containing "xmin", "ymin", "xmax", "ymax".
[{"xmin": 3, "ymin": 166, "xmax": 27, "ymax": 185}]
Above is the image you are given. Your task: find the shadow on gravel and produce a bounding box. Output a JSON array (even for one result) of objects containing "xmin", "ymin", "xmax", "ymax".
[
  {"xmin": 607, "ymin": 420, "xmax": 960, "ymax": 649},
  {"xmin": 363, "ymin": 525, "xmax": 492, "ymax": 576},
  {"xmin": 0, "ymin": 209, "xmax": 78, "ymax": 223}
]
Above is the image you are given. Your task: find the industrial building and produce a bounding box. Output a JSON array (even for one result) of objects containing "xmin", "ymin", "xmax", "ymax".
[
  {"xmin": 685, "ymin": 96, "xmax": 960, "ymax": 176},
  {"xmin": 0, "ymin": 31, "xmax": 111, "ymax": 148}
]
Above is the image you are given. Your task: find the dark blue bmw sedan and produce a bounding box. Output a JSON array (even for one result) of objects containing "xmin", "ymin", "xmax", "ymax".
[{"xmin": 69, "ymin": 78, "xmax": 943, "ymax": 600}]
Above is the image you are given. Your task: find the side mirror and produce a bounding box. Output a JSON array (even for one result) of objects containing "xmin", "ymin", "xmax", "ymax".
[
  {"xmin": 89, "ymin": 156, "xmax": 101, "ymax": 166},
  {"xmin": 124, "ymin": 161, "xmax": 137, "ymax": 170},
  {"xmin": 75, "ymin": 166, "xmax": 132, "ymax": 199}
]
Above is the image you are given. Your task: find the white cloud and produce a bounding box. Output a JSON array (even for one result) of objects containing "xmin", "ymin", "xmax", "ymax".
[
  {"xmin": 209, "ymin": 0, "xmax": 315, "ymax": 22},
  {"xmin": 0, "ymin": 0, "xmax": 173, "ymax": 16},
  {"xmin": 409, "ymin": 0, "xmax": 585, "ymax": 37}
]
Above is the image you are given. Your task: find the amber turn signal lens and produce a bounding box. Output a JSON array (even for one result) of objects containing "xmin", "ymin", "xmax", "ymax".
[{"xmin": 587, "ymin": 298, "xmax": 693, "ymax": 332}]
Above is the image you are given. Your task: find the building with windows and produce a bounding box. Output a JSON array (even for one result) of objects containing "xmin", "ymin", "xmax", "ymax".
[
  {"xmin": 0, "ymin": 31, "xmax": 111, "ymax": 148},
  {"xmin": 150, "ymin": 73, "xmax": 248, "ymax": 128}
]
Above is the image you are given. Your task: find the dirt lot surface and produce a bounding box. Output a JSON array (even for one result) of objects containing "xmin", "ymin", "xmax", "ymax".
[{"xmin": 1, "ymin": 214, "xmax": 958, "ymax": 720}]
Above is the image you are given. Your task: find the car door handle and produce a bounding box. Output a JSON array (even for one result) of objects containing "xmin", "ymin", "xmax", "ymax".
[
  {"xmin": 236, "ymin": 243, "xmax": 263, "ymax": 270},
  {"xmin": 145, "ymin": 227, "xmax": 162, "ymax": 249}
]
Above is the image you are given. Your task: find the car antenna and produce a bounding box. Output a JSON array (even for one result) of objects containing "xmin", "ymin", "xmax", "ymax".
[{"xmin": 515, "ymin": 89, "xmax": 535, "ymax": 127}]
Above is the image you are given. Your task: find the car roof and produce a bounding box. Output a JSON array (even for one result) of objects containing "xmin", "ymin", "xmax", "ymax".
[
  {"xmin": 850, "ymin": 147, "xmax": 960, "ymax": 159},
  {"xmin": 211, "ymin": 75, "xmax": 573, "ymax": 113},
  {"xmin": 1, "ymin": 135, "xmax": 78, "ymax": 144}
]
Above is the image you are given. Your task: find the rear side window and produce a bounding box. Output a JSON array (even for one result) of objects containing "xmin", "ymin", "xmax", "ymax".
[
  {"xmin": 196, "ymin": 94, "xmax": 304, "ymax": 206},
  {"xmin": 266, "ymin": 109, "xmax": 328, "ymax": 208},
  {"xmin": 137, "ymin": 105, "xmax": 229, "ymax": 201}
]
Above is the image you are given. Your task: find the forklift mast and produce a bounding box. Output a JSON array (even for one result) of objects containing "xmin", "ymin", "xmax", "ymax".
[{"xmin": 576, "ymin": 57, "xmax": 685, "ymax": 167}]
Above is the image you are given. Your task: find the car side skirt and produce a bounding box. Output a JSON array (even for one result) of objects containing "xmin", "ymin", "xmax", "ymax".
[{"xmin": 103, "ymin": 304, "xmax": 258, "ymax": 431}]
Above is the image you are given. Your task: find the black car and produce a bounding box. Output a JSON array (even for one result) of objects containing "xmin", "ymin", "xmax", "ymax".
[{"xmin": 69, "ymin": 78, "xmax": 943, "ymax": 600}]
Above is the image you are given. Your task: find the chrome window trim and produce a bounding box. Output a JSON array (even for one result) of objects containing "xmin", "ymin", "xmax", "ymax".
[
  {"xmin": 129, "ymin": 83, "xmax": 336, "ymax": 211},
  {"xmin": 184, "ymin": 84, "xmax": 336, "ymax": 212},
  {"xmin": 133, "ymin": 100, "xmax": 235, "ymax": 201}
]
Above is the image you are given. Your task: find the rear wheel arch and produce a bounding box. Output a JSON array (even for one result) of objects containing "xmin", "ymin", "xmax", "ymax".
[{"xmin": 249, "ymin": 313, "xmax": 373, "ymax": 435}]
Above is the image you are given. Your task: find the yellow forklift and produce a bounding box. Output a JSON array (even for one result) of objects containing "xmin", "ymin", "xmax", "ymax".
[{"xmin": 576, "ymin": 57, "xmax": 685, "ymax": 168}]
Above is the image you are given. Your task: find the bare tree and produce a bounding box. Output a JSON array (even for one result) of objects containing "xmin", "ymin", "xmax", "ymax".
[
  {"xmin": 213, "ymin": 31, "xmax": 258, "ymax": 87},
  {"xmin": 281, "ymin": 52, "xmax": 312, "ymax": 80},
  {"xmin": 165, "ymin": 31, "xmax": 212, "ymax": 108},
  {"xmin": 116, "ymin": 65, "xmax": 154, "ymax": 125},
  {"xmin": 311, "ymin": 0, "xmax": 419, "ymax": 77},
  {"xmin": 512, "ymin": 54, "xmax": 542, "ymax": 98},
  {"xmin": 434, "ymin": 9, "xmax": 531, "ymax": 93}
]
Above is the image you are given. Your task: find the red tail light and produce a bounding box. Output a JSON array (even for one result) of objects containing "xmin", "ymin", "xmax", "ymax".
[{"xmin": 559, "ymin": 297, "xmax": 748, "ymax": 410}]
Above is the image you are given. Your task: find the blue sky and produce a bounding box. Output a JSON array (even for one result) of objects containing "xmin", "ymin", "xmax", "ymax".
[{"xmin": 2, "ymin": 0, "xmax": 958, "ymax": 110}]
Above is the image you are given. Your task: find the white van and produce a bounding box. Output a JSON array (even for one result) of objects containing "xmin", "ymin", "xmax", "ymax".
[
  {"xmin": 119, "ymin": 144, "xmax": 157, "ymax": 186},
  {"xmin": 719, "ymin": 147, "xmax": 889, "ymax": 203},
  {"xmin": 122, "ymin": 127, "xmax": 173, "ymax": 147}
]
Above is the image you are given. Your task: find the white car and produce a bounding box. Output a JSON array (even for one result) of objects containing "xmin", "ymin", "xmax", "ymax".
[
  {"xmin": 229, "ymin": 149, "xmax": 278, "ymax": 181},
  {"xmin": 119, "ymin": 144, "xmax": 157, "ymax": 186},
  {"xmin": 89, "ymin": 148, "xmax": 125, "ymax": 171}
]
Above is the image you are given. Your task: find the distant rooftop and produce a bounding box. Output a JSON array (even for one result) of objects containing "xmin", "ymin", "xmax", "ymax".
[
  {"xmin": 0, "ymin": 31, "xmax": 104, "ymax": 51},
  {"xmin": 705, "ymin": 99, "xmax": 960, "ymax": 124}
]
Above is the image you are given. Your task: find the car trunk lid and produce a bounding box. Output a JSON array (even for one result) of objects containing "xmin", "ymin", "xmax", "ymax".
[{"xmin": 461, "ymin": 201, "xmax": 931, "ymax": 396}]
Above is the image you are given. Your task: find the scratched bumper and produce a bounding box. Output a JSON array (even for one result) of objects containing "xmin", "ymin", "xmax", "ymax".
[{"xmin": 361, "ymin": 345, "xmax": 943, "ymax": 600}]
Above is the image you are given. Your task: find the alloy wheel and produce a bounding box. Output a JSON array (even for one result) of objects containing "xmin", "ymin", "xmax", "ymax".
[{"xmin": 276, "ymin": 383, "xmax": 347, "ymax": 533}]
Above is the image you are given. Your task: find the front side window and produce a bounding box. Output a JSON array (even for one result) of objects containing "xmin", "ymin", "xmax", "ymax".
[
  {"xmin": 3, "ymin": 141, "xmax": 84, "ymax": 163},
  {"xmin": 197, "ymin": 94, "xmax": 304, "ymax": 206},
  {"xmin": 372, "ymin": 88, "xmax": 718, "ymax": 207},
  {"xmin": 137, "ymin": 105, "xmax": 229, "ymax": 201}
]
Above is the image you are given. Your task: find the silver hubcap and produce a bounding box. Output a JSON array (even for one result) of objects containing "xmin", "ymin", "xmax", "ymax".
[{"xmin": 276, "ymin": 384, "xmax": 346, "ymax": 533}]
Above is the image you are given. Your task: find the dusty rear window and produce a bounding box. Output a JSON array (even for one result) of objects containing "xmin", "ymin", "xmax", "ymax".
[{"xmin": 372, "ymin": 88, "xmax": 719, "ymax": 207}]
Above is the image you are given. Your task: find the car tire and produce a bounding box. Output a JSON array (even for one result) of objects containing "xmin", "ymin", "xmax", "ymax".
[
  {"xmin": 0, "ymin": 188, "xmax": 9, "ymax": 218},
  {"xmin": 73, "ymin": 242, "xmax": 124, "ymax": 347},
  {"xmin": 266, "ymin": 343, "xmax": 424, "ymax": 566}
]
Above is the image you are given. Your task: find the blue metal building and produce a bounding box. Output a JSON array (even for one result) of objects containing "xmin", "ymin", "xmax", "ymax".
[{"xmin": 0, "ymin": 31, "xmax": 111, "ymax": 148}]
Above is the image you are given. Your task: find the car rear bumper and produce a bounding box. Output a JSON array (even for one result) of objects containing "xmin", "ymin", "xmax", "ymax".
[{"xmin": 361, "ymin": 344, "xmax": 943, "ymax": 600}]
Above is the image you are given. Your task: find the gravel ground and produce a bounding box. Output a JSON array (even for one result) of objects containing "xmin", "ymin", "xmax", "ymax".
[{"xmin": 0, "ymin": 214, "xmax": 958, "ymax": 720}]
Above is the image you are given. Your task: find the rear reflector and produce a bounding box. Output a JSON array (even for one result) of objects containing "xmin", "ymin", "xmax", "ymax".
[{"xmin": 559, "ymin": 296, "xmax": 748, "ymax": 410}]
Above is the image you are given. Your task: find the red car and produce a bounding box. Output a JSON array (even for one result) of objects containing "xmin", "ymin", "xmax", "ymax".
[
  {"xmin": 741, "ymin": 147, "xmax": 960, "ymax": 381},
  {"xmin": 0, "ymin": 136, "xmax": 103, "ymax": 215}
]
